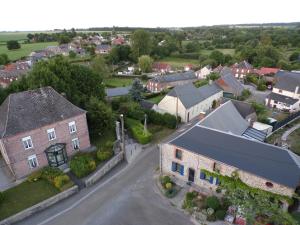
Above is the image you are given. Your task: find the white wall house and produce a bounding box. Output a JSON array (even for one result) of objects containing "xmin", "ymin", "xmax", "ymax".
[
  {"xmin": 195, "ymin": 65, "xmax": 212, "ymax": 79},
  {"xmin": 157, "ymin": 83, "xmax": 223, "ymax": 122},
  {"xmin": 265, "ymin": 71, "xmax": 300, "ymax": 112}
]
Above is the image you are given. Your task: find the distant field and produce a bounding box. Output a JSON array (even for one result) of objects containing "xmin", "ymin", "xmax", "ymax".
[
  {"xmin": 201, "ymin": 48, "xmax": 235, "ymax": 56},
  {"xmin": 0, "ymin": 42, "xmax": 58, "ymax": 61},
  {"xmin": 0, "ymin": 32, "xmax": 28, "ymax": 43},
  {"xmin": 158, "ymin": 57, "xmax": 199, "ymax": 69}
]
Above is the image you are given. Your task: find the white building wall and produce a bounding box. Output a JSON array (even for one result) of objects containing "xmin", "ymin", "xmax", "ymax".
[
  {"xmin": 157, "ymin": 95, "xmax": 186, "ymax": 121},
  {"xmin": 273, "ymin": 87, "xmax": 300, "ymax": 99}
]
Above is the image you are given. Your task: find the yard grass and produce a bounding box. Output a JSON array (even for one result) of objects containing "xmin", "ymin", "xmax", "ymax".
[
  {"xmin": 147, "ymin": 95, "xmax": 165, "ymax": 104},
  {"xmin": 0, "ymin": 179, "xmax": 59, "ymax": 220},
  {"xmin": 148, "ymin": 124, "xmax": 174, "ymax": 143},
  {"xmin": 201, "ymin": 48, "xmax": 235, "ymax": 56},
  {"xmin": 104, "ymin": 77, "xmax": 135, "ymax": 88},
  {"xmin": 158, "ymin": 57, "xmax": 199, "ymax": 69},
  {"xmin": 0, "ymin": 42, "xmax": 58, "ymax": 61},
  {"xmin": 287, "ymin": 128, "xmax": 300, "ymax": 155},
  {"xmin": 90, "ymin": 129, "xmax": 116, "ymax": 149}
]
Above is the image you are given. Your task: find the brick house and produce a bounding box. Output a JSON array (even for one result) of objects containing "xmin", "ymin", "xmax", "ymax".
[
  {"xmin": 231, "ymin": 60, "xmax": 253, "ymax": 79},
  {"xmin": 160, "ymin": 123, "xmax": 300, "ymax": 198},
  {"xmin": 0, "ymin": 87, "xmax": 91, "ymax": 179},
  {"xmin": 152, "ymin": 62, "xmax": 172, "ymax": 74},
  {"xmin": 146, "ymin": 71, "xmax": 197, "ymax": 93}
]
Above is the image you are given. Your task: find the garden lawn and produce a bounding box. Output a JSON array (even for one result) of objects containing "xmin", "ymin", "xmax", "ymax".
[
  {"xmin": 201, "ymin": 48, "xmax": 235, "ymax": 56},
  {"xmin": 148, "ymin": 124, "xmax": 174, "ymax": 143},
  {"xmin": 158, "ymin": 57, "xmax": 199, "ymax": 69},
  {"xmin": 287, "ymin": 128, "xmax": 300, "ymax": 155},
  {"xmin": 90, "ymin": 129, "xmax": 116, "ymax": 149},
  {"xmin": 0, "ymin": 42, "xmax": 58, "ymax": 61},
  {"xmin": 104, "ymin": 77, "xmax": 135, "ymax": 88},
  {"xmin": 147, "ymin": 95, "xmax": 165, "ymax": 104},
  {"xmin": 0, "ymin": 179, "xmax": 59, "ymax": 220}
]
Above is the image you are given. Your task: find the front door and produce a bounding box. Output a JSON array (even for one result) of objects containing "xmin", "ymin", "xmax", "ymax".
[
  {"xmin": 187, "ymin": 112, "xmax": 190, "ymax": 122},
  {"xmin": 188, "ymin": 168, "xmax": 195, "ymax": 182}
]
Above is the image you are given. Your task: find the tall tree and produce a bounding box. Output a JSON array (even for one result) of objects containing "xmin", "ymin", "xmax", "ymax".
[
  {"xmin": 129, "ymin": 78, "xmax": 144, "ymax": 102},
  {"xmin": 131, "ymin": 29, "xmax": 151, "ymax": 60},
  {"xmin": 6, "ymin": 40, "xmax": 20, "ymax": 50},
  {"xmin": 91, "ymin": 56, "xmax": 111, "ymax": 78},
  {"xmin": 138, "ymin": 55, "xmax": 153, "ymax": 73}
]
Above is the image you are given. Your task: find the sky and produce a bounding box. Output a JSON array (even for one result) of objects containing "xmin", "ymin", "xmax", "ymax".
[{"xmin": 1, "ymin": 0, "xmax": 300, "ymax": 31}]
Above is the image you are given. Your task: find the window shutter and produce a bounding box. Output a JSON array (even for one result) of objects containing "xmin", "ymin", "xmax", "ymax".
[
  {"xmin": 171, "ymin": 162, "xmax": 176, "ymax": 172},
  {"xmin": 200, "ymin": 172, "xmax": 206, "ymax": 180},
  {"xmin": 180, "ymin": 165, "xmax": 184, "ymax": 176},
  {"xmin": 209, "ymin": 176, "xmax": 214, "ymax": 184},
  {"xmin": 215, "ymin": 177, "xmax": 220, "ymax": 185}
]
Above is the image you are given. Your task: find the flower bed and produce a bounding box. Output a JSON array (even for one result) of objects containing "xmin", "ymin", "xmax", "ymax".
[{"xmin": 159, "ymin": 175, "xmax": 180, "ymax": 198}]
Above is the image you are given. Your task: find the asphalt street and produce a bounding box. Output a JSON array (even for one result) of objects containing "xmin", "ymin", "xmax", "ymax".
[{"xmin": 16, "ymin": 145, "xmax": 194, "ymax": 225}]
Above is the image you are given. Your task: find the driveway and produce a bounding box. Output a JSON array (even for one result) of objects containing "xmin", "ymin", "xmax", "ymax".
[
  {"xmin": 0, "ymin": 156, "xmax": 15, "ymax": 191},
  {"xmin": 244, "ymin": 84, "xmax": 271, "ymax": 104},
  {"xmin": 16, "ymin": 146, "xmax": 194, "ymax": 225}
]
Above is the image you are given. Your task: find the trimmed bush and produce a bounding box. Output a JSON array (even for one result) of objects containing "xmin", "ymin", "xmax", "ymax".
[
  {"xmin": 205, "ymin": 196, "xmax": 220, "ymax": 210},
  {"xmin": 27, "ymin": 170, "xmax": 43, "ymax": 182},
  {"xmin": 161, "ymin": 176, "xmax": 171, "ymax": 186},
  {"xmin": 97, "ymin": 150, "xmax": 114, "ymax": 161},
  {"xmin": 41, "ymin": 167, "xmax": 64, "ymax": 183},
  {"xmin": 70, "ymin": 154, "xmax": 97, "ymax": 178},
  {"xmin": 125, "ymin": 118, "xmax": 152, "ymax": 144},
  {"xmin": 53, "ymin": 175, "xmax": 70, "ymax": 189},
  {"xmin": 0, "ymin": 192, "xmax": 4, "ymax": 204},
  {"xmin": 165, "ymin": 182, "xmax": 172, "ymax": 190},
  {"xmin": 144, "ymin": 109, "xmax": 179, "ymax": 129},
  {"xmin": 215, "ymin": 209, "xmax": 226, "ymax": 220}
]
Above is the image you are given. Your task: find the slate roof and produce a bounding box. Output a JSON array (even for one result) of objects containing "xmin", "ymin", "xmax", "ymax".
[
  {"xmin": 151, "ymin": 71, "xmax": 196, "ymax": 84},
  {"xmin": 170, "ymin": 125, "xmax": 300, "ymax": 189},
  {"xmin": 199, "ymin": 101, "xmax": 249, "ymax": 135},
  {"xmin": 105, "ymin": 86, "xmax": 131, "ymax": 97},
  {"xmin": 0, "ymin": 87, "xmax": 86, "ymax": 138},
  {"xmin": 231, "ymin": 100, "xmax": 256, "ymax": 119},
  {"xmin": 233, "ymin": 60, "xmax": 253, "ymax": 69},
  {"xmin": 274, "ymin": 71, "xmax": 300, "ymax": 93},
  {"xmin": 216, "ymin": 67, "xmax": 244, "ymax": 95},
  {"xmin": 140, "ymin": 100, "xmax": 155, "ymax": 110},
  {"xmin": 267, "ymin": 92, "xmax": 299, "ymax": 105},
  {"xmin": 167, "ymin": 82, "xmax": 222, "ymax": 109}
]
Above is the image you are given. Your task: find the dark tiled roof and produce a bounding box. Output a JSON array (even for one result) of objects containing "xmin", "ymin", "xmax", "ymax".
[
  {"xmin": 217, "ymin": 67, "xmax": 244, "ymax": 95},
  {"xmin": 0, "ymin": 87, "xmax": 86, "ymax": 138},
  {"xmin": 167, "ymin": 82, "xmax": 222, "ymax": 109},
  {"xmin": 267, "ymin": 92, "xmax": 299, "ymax": 106},
  {"xmin": 170, "ymin": 125, "xmax": 300, "ymax": 189},
  {"xmin": 140, "ymin": 100, "xmax": 155, "ymax": 110},
  {"xmin": 199, "ymin": 101, "xmax": 249, "ymax": 135},
  {"xmin": 151, "ymin": 71, "xmax": 196, "ymax": 84},
  {"xmin": 105, "ymin": 86, "xmax": 131, "ymax": 97},
  {"xmin": 275, "ymin": 71, "xmax": 300, "ymax": 93},
  {"xmin": 231, "ymin": 100, "xmax": 256, "ymax": 119}
]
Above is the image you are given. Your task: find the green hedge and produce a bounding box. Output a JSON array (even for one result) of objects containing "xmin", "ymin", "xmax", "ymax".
[
  {"xmin": 125, "ymin": 118, "xmax": 152, "ymax": 144},
  {"xmin": 70, "ymin": 154, "xmax": 97, "ymax": 178},
  {"xmin": 144, "ymin": 109, "xmax": 179, "ymax": 129}
]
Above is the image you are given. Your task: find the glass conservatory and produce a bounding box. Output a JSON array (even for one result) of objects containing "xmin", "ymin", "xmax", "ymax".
[{"xmin": 45, "ymin": 143, "xmax": 68, "ymax": 167}]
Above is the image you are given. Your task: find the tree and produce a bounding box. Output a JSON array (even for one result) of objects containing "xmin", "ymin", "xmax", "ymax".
[
  {"xmin": 91, "ymin": 56, "xmax": 111, "ymax": 79},
  {"xmin": 209, "ymin": 50, "xmax": 225, "ymax": 65},
  {"xmin": 289, "ymin": 52, "xmax": 300, "ymax": 62},
  {"xmin": 131, "ymin": 29, "xmax": 151, "ymax": 60},
  {"xmin": 6, "ymin": 40, "xmax": 20, "ymax": 50},
  {"xmin": 138, "ymin": 55, "xmax": 153, "ymax": 73},
  {"xmin": 0, "ymin": 54, "xmax": 9, "ymax": 65},
  {"xmin": 86, "ymin": 97, "xmax": 113, "ymax": 136},
  {"xmin": 129, "ymin": 78, "xmax": 144, "ymax": 102},
  {"xmin": 58, "ymin": 34, "xmax": 71, "ymax": 44},
  {"xmin": 69, "ymin": 50, "xmax": 76, "ymax": 59}
]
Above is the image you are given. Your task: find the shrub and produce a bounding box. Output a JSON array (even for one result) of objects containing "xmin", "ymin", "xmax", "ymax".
[
  {"xmin": 97, "ymin": 150, "xmax": 113, "ymax": 161},
  {"xmin": 27, "ymin": 170, "xmax": 43, "ymax": 182},
  {"xmin": 0, "ymin": 192, "xmax": 4, "ymax": 204},
  {"xmin": 125, "ymin": 118, "xmax": 152, "ymax": 144},
  {"xmin": 161, "ymin": 176, "xmax": 171, "ymax": 186},
  {"xmin": 215, "ymin": 209, "xmax": 226, "ymax": 220},
  {"xmin": 41, "ymin": 167, "xmax": 64, "ymax": 183},
  {"xmin": 104, "ymin": 141, "xmax": 114, "ymax": 150},
  {"xmin": 53, "ymin": 175, "xmax": 70, "ymax": 189},
  {"xmin": 183, "ymin": 191, "xmax": 198, "ymax": 209},
  {"xmin": 144, "ymin": 109, "xmax": 178, "ymax": 129},
  {"xmin": 165, "ymin": 182, "xmax": 172, "ymax": 190},
  {"xmin": 205, "ymin": 196, "xmax": 220, "ymax": 210},
  {"xmin": 207, "ymin": 213, "xmax": 216, "ymax": 222},
  {"xmin": 70, "ymin": 154, "xmax": 97, "ymax": 178}
]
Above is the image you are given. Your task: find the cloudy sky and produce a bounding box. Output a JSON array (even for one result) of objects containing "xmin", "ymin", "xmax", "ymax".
[{"xmin": 1, "ymin": 0, "xmax": 300, "ymax": 31}]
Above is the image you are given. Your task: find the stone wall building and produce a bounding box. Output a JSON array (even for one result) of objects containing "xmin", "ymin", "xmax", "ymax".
[{"xmin": 0, "ymin": 87, "xmax": 91, "ymax": 179}]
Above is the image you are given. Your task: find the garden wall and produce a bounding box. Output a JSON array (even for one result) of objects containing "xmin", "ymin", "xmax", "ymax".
[
  {"xmin": 84, "ymin": 151, "xmax": 124, "ymax": 187},
  {"xmin": 0, "ymin": 185, "xmax": 79, "ymax": 225}
]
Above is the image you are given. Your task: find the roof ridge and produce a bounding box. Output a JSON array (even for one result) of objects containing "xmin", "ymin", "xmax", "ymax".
[{"xmin": 2, "ymin": 95, "xmax": 11, "ymax": 138}]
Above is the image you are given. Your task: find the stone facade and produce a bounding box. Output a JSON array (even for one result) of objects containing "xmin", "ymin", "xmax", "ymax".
[
  {"xmin": 0, "ymin": 114, "xmax": 91, "ymax": 179},
  {"xmin": 161, "ymin": 143, "xmax": 295, "ymax": 197}
]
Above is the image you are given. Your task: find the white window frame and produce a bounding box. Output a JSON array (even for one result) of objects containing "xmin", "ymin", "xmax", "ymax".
[
  {"xmin": 72, "ymin": 138, "xmax": 80, "ymax": 150},
  {"xmin": 69, "ymin": 121, "xmax": 77, "ymax": 134},
  {"xmin": 28, "ymin": 154, "xmax": 38, "ymax": 169},
  {"xmin": 22, "ymin": 136, "xmax": 33, "ymax": 150},
  {"xmin": 47, "ymin": 128, "xmax": 56, "ymax": 141}
]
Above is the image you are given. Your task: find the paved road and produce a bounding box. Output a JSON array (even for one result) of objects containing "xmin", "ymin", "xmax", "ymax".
[
  {"xmin": 244, "ymin": 84, "xmax": 270, "ymax": 104},
  {"xmin": 282, "ymin": 123, "xmax": 300, "ymax": 141},
  {"xmin": 16, "ymin": 146, "xmax": 193, "ymax": 225}
]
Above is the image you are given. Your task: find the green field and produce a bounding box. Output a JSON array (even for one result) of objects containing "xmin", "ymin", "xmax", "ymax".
[
  {"xmin": 0, "ymin": 32, "xmax": 28, "ymax": 44},
  {"xmin": 158, "ymin": 57, "xmax": 199, "ymax": 69},
  {"xmin": 0, "ymin": 42, "xmax": 58, "ymax": 61},
  {"xmin": 104, "ymin": 77, "xmax": 135, "ymax": 87},
  {"xmin": 201, "ymin": 48, "xmax": 235, "ymax": 56}
]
